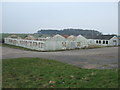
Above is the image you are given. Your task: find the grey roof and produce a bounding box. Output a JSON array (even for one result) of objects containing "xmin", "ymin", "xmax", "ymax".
[{"xmin": 85, "ymin": 35, "xmax": 116, "ymax": 40}]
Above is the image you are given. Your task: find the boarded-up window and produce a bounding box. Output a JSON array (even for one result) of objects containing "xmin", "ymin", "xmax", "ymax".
[
  {"xmin": 30, "ymin": 42, "xmax": 32, "ymax": 46},
  {"xmin": 64, "ymin": 42, "xmax": 66, "ymax": 47},
  {"xmin": 77, "ymin": 42, "xmax": 80, "ymax": 46},
  {"xmin": 33, "ymin": 42, "xmax": 35, "ymax": 46},
  {"xmin": 113, "ymin": 40, "xmax": 117, "ymax": 42},
  {"xmin": 41, "ymin": 43, "xmax": 44, "ymax": 48},
  {"xmin": 62, "ymin": 42, "xmax": 66, "ymax": 47},
  {"xmin": 25, "ymin": 41, "xmax": 27, "ymax": 45},
  {"xmin": 39, "ymin": 42, "xmax": 41, "ymax": 48},
  {"xmin": 33, "ymin": 42, "xmax": 37, "ymax": 46}
]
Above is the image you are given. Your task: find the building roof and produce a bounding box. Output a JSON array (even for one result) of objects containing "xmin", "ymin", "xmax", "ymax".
[
  {"xmin": 67, "ymin": 35, "xmax": 76, "ymax": 40},
  {"xmin": 24, "ymin": 35, "xmax": 36, "ymax": 40},
  {"xmin": 62, "ymin": 35, "xmax": 69, "ymax": 38},
  {"xmin": 86, "ymin": 35, "xmax": 116, "ymax": 40},
  {"xmin": 7, "ymin": 35, "xmax": 18, "ymax": 38}
]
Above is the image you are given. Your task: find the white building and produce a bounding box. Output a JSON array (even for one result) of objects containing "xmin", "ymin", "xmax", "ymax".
[
  {"xmin": 76, "ymin": 35, "xmax": 89, "ymax": 48},
  {"xmin": 87, "ymin": 35, "xmax": 118, "ymax": 46},
  {"xmin": 66, "ymin": 35, "xmax": 77, "ymax": 49},
  {"xmin": 4, "ymin": 34, "xmax": 68, "ymax": 51},
  {"xmin": 4, "ymin": 34, "xmax": 118, "ymax": 51},
  {"xmin": 44, "ymin": 34, "xmax": 67, "ymax": 50}
]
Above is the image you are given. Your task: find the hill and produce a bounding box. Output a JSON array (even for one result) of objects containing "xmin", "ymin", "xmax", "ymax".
[{"xmin": 37, "ymin": 29, "xmax": 103, "ymax": 38}]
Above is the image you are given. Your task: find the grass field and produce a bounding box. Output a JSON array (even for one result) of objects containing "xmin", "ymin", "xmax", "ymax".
[{"xmin": 2, "ymin": 58, "xmax": 118, "ymax": 88}]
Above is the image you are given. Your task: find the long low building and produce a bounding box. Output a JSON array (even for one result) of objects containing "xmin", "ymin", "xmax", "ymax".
[
  {"xmin": 87, "ymin": 35, "xmax": 119, "ymax": 46},
  {"xmin": 4, "ymin": 34, "xmax": 89, "ymax": 51},
  {"xmin": 4, "ymin": 34, "xmax": 118, "ymax": 51}
]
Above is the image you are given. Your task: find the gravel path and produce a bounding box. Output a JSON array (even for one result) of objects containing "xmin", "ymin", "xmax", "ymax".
[{"xmin": 2, "ymin": 46, "xmax": 118, "ymax": 69}]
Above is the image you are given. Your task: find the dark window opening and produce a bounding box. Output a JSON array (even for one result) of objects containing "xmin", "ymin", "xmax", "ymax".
[
  {"xmin": 106, "ymin": 41, "xmax": 108, "ymax": 44},
  {"xmin": 103, "ymin": 41, "xmax": 105, "ymax": 44},
  {"xmin": 99, "ymin": 40, "xmax": 101, "ymax": 44},
  {"xmin": 96, "ymin": 40, "xmax": 98, "ymax": 43}
]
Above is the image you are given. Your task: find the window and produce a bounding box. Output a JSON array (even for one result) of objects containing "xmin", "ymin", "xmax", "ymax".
[
  {"xmin": 77, "ymin": 42, "xmax": 80, "ymax": 46},
  {"xmin": 113, "ymin": 40, "xmax": 116, "ymax": 42},
  {"xmin": 41, "ymin": 43, "xmax": 44, "ymax": 48},
  {"xmin": 99, "ymin": 40, "xmax": 101, "ymax": 44},
  {"xmin": 65, "ymin": 42, "xmax": 67, "ymax": 47},
  {"xmin": 106, "ymin": 41, "xmax": 108, "ymax": 44},
  {"xmin": 39, "ymin": 42, "xmax": 41, "ymax": 48},
  {"xmin": 96, "ymin": 40, "xmax": 98, "ymax": 44},
  {"xmin": 103, "ymin": 41, "xmax": 105, "ymax": 44},
  {"xmin": 26, "ymin": 41, "xmax": 27, "ymax": 45},
  {"xmin": 33, "ymin": 42, "xmax": 36, "ymax": 46},
  {"xmin": 62, "ymin": 42, "xmax": 66, "ymax": 47},
  {"xmin": 30, "ymin": 42, "xmax": 32, "ymax": 46},
  {"xmin": 34, "ymin": 42, "xmax": 37, "ymax": 46}
]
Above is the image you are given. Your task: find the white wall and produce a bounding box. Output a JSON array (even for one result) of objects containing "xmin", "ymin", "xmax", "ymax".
[
  {"xmin": 5, "ymin": 35, "xmax": 118, "ymax": 51},
  {"xmin": 4, "ymin": 38, "xmax": 46, "ymax": 51},
  {"xmin": 76, "ymin": 35, "xmax": 89, "ymax": 48},
  {"xmin": 45, "ymin": 34, "xmax": 67, "ymax": 50},
  {"xmin": 109, "ymin": 36, "xmax": 118, "ymax": 46},
  {"xmin": 88, "ymin": 36, "xmax": 119, "ymax": 46}
]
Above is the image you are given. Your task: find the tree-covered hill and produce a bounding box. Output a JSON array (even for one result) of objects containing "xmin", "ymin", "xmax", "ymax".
[{"xmin": 37, "ymin": 29, "xmax": 103, "ymax": 38}]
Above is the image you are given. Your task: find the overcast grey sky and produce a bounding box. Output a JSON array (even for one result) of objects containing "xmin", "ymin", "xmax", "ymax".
[{"xmin": 2, "ymin": 2, "xmax": 118, "ymax": 34}]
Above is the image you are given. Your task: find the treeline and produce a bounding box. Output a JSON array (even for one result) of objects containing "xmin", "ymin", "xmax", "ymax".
[{"xmin": 37, "ymin": 28, "xmax": 103, "ymax": 38}]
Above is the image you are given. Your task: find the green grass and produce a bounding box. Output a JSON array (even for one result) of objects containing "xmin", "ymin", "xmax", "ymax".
[{"xmin": 2, "ymin": 58, "xmax": 118, "ymax": 88}]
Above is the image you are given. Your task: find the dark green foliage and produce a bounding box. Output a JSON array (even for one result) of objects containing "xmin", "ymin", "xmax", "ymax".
[{"xmin": 37, "ymin": 29, "xmax": 102, "ymax": 37}]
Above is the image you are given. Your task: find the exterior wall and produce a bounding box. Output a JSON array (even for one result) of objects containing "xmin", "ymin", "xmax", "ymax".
[
  {"xmin": 66, "ymin": 35, "xmax": 77, "ymax": 49},
  {"xmin": 45, "ymin": 34, "xmax": 67, "ymax": 50},
  {"xmin": 118, "ymin": 37, "xmax": 120, "ymax": 45},
  {"xmin": 4, "ymin": 38, "xmax": 46, "ymax": 51},
  {"xmin": 66, "ymin": 40, "xmax": 76, "ymax": 49},
  {"xmin": 88, "ymin": 36, "xmax": 119, "ymax": 46},
  {"xmin": 45, "ymin": 41, "xmax": 66, "ymax": 50},
  {"xmin": 93, "ymin": 39, "xmax": 109, "ymax": 46},
  {"xmin": 109, "ymin": 36, "xmax": 119, "ymax": 46},
  {"xmin": 88, "ymin": 39, "xmax": 96, "ymax": 45},
  {"xmin": 76, "ymin": 35, "xmax": 89, "ymax": 48},
  {"xmin": 5, "ymin": 35, "xmax": 118, "ymax": 51},
  {"xmin": 4, "ymin": 35, "xmax": 70, "ymax": 51}
]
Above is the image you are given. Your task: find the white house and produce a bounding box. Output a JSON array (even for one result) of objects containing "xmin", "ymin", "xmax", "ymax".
[
  {"xmin": 87, "ymin": 35, "xmax": 118, "ymax": 46},
  {"xmin": 44, "ymin": 34, "xmax": 67, "ymax": 50},
  {"xmin": 66, "ymin": 35, "xmax": 77, "ymax": 49},
  {"xmin": 76, "ymin": 35, "xmax": 89, "ymax": 48}
]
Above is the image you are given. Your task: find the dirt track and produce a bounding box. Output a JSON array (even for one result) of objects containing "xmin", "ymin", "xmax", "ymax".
[{"xmin": 2, "ymin": 46, "xmax": 118, "ymax": 69}]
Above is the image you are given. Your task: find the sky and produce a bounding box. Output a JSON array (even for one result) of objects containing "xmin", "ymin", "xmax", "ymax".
[{"xmin": 1, "ymin": 2, "xmax": 118, "ymax": 34}]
